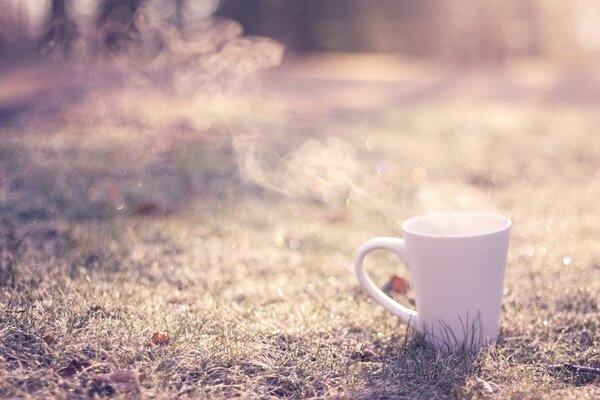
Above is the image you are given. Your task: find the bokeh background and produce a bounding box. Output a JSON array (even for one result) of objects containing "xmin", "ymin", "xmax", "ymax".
[
  {"xmin": 3, "ymin": 0, "xmax": 600, "ymax": 61},
  {"xmin": 1, "ymin": 1, "xmax": 600, "ymax": 399},
  {"xmin": 3, "ymin": 0, "xmax": 600, "ymax": 114}
]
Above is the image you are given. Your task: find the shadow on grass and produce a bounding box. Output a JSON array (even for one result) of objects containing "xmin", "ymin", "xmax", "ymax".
[
  {"xmin": 1, "ymin": 131, "xmax": 245, "ymax": 221},
  {"xmin": 0, "ymin": 114, "xmax": 256, "ymax": 291},
  {"xmin": 344, "ymin": 330, "xmax": 484, "ymax": 399}
]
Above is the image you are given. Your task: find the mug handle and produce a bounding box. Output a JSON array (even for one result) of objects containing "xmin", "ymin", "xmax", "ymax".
[{"xmin": 354, "ymin": 237, "xmax": 418, "ymax": 326}]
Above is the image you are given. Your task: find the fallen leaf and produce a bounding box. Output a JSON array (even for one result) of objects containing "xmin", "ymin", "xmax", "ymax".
[
  {"xmin": 323, "ymin": 208, "xmax": 347, "ymax": 223},
  {"xmin": 168, "ymin": 295, "xmax": 193, "ymax": 305},
  {"xmin": 94, "ymin": 369, "xmax": 139, "ymax": 394},
  {"xmin": 58, "ymin": 359, "xmax": 92, "ymax": 377},
  {"xmin": 106, "ymin": 183, "xmax": 120, "ymax": 203},
  {"xmin": 351, "ymin": 345, "xmax": 377, "ymax": 362},
  {"xmin": 89, "ymin": 305, "xmax": 103, "ymax": 313},
  {"xmin": 475, "ymin": 377, "xmax": 495, "ymax": 396},
  {"xmin": 84, "ymin": 254, "xmax": 100, "ymax": 269},
  {"xmin": 389, "ymin": 275, "xmax": 409, "ymax": 294},
  {"xmin": 89, "ymin": 377, "xmax": 115, "ymax": 397},
  {"xmin": 150, "ymin": 331, "xmax": 170, "ymax": 346},
  {"xmin": 131, "ymin": 202, "xmax": 176, "ymax": 217},
  {"xmin": 110, "ymin": 369, "xmax": 138, "ymax": 384},
  {"xmin": 463, "ymin": 376, "xmax": 496, "ymax": 399},
  {"xmin": 186, "ymin": 183, "xmax": 212, "ymax": 200},
  {"xmin": 42, "ymin": 334, "xmax": 56, "ymax": 345}
]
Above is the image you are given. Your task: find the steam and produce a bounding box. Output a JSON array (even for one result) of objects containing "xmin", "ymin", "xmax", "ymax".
[
  {"xmin": 4, "ymin": 0, "xmax": 498, "ymax": 220},
  {"xmin": 77, "ymin": 2, "xmax": 386, "ymax": 213},
  {"xmin": 415, "ymin": 183, "xmax": 497, "ymax": 214},
  {"xmin": 6, "ymin": 0, "xmax": 283, "ymax": 95},
  {"xmin": 94, "ymin": 4, "xmax": 284, "ymax": 95},
  {"xmin": 234, "ymin": 136, "xmax": 361, "ymax": 201},
  {"xmin": 233, "ymin": 135, "xmax": 402, "ymax": 213}
]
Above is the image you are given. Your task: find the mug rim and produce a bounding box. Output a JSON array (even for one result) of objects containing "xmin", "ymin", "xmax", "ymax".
[{"xmin": 402, "ymin": 211, "xmax": 511, "ymax": 239}]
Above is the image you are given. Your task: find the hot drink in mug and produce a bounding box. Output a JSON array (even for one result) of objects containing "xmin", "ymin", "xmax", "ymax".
[{"xmin": 354, "ymin": 211, "xmax": 511, "ymax": 350}]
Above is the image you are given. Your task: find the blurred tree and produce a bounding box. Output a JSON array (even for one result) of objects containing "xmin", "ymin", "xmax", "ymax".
[
  {"xmin": 216, "ymin": 0, "xmax": 553, "ymax": 64},
  {"xmin": 0, "ymin": 1, "xmax": 12, "ymax": 56},
  {"xmin": 175, "ymin": 0, "xmax": 186, "ymax": 30},
  {"xmin": 96, "ymin": 0, "xmax": 146, "ymax": 55},
  {"xmin": 40, "ymin": 0, "xmax": 79, "ymax": 59},
  {"xmin": 0, "ymin": 0, "xmax": 597, "ymax": 65}
]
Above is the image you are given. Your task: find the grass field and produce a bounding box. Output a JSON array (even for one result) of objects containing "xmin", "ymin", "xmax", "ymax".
[{"xmin": 0, "ymin": 59, "xmax": 599, "ymax": 399}]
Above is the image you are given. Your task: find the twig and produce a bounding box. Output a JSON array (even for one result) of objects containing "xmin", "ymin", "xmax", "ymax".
[
  {"xmin": 0, "ymin": 306, "xmax": 26, "ymax": 313},
  {"xmin": 547, "ymin": 363, "xmax": 600, "ymax": 376}
]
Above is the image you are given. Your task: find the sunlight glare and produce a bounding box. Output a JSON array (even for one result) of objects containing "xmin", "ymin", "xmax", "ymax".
[
  {"xmin": 273, "ymin": 229, "xmax": 286, "ymax": 247},
  {"xmin": 411, "ymin": 167, "xmax": 428, "ymax": 185},
  {"xmin": 376, "ymin": 161, "xmax": 385, "ymax": 177},
  {"xmin": 365, "ymin": 136, "xmax": 380, "ymax": 153},
  {"xmin": 188, "ymin": 0, "xmax": 220, "ymax": 20},
  {"xmin": 537, "ymin": 246, "xmax": 548, "ymax": 257}
]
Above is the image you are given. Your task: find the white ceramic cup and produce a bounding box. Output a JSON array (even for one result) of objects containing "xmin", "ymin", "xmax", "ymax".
[{"xmin": 354, "ymin": 211, "xmax": 511, "ymax": 350}]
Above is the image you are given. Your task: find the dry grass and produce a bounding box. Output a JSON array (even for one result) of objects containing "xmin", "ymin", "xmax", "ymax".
[{"xmin": 0, "ymin": 68, "xmax": 599, "ymax": 399}]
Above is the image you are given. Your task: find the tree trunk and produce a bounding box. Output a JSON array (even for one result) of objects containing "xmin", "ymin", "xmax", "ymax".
[
  {"xmin": 41, "ymin": 0, "xmax": 79, "ymax": 59},
  {"xmin": 175, "ymin": 0, "xmax": 186, "ymax": 30},
  {"xmin": 50, "ymin": 0, "xmax": 68, "ymax": 20},
  {"xmin": 96, "ymin": 0, "xmax": 145, "ymax": 54}
]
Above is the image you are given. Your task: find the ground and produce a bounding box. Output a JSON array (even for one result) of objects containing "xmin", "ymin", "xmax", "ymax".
[{"xmin": 0, "ymin": 55, "xmax": 599, "ymax": 399}]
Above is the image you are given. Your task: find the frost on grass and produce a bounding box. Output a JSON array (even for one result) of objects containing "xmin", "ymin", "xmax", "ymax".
[{"xmin": 1, "ymin": 83, "xmax": 600, "ymax": 400}]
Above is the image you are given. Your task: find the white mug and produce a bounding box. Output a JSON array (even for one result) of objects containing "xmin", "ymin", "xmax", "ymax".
[{"xmin": 354, "ymin": 211, "xmax": 511, "ymax": 350}]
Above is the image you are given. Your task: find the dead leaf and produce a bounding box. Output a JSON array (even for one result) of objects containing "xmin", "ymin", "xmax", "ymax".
[
  {"xmin": 84, "ymin": 254, "xmax": 100, "ymax": 269},
  {"xmin": 150, "ymin": 331, "xmax": 170, "ymax": 346},
  {"xmin": 186, "ymin": 183, "xmax": 211, "ymax": 200},
  {"xmin": 389, "ymin": 275, "xmax": 409, "ymax": 294},
  {"xmin": 89, "ymin": 305, "xmax": 103, "ymax": 313},
  {"xmin": 42, "ymin": 334, "xmax": 56, "ymax": 345},
  {"xmin": 89, "ymin": 376, "xmax": 115, "ymax": 397},
  {"xmin": 131, "ymin": 202, "xmax": 176, "ymax": 217},
  {"xmin": 463, "ymin": 376, "xmax": 496, "ymax": 399},
  {"xmin": 351, "ymin": 345, "xmax": 377, "ymax": 362},
  {"xmin": 475, "ymin": 377, "xmax": 495, "ymax": 396},
  {"xmin": 106, "ymin": 183, "xmax": 120, "ymax": 203},
  {"xmin": 168, "ymin": 295, "xmax": 193, "ymax": 305},
  {"xmin": 323, "ymin": 208, "xmax": 347, "ymax": 223},
  {"xmin": 58, "ymin": 359, "xmax": 92, "ymax": 377},
  {"xmin": 95, "ymin": 369, "xmax": 139, "ymax": 394}
]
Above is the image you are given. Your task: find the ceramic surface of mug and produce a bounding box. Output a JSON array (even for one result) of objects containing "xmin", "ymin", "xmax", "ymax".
[{"xmin": 354, "ymin": 211, "xmax": 511, "ymax": 350}]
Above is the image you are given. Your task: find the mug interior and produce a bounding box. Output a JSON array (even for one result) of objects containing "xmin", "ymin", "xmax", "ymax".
[{"xmin": 403, "ymin": 211, "xmax": 510, "ymax": 238}]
